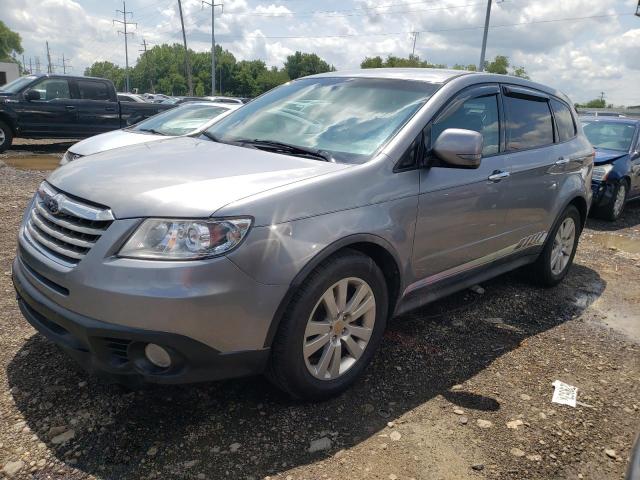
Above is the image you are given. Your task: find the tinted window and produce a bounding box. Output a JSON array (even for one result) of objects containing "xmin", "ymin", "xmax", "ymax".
[
  {"xmin": 504, "ymin": 96, "xmax": 553, "ymax": 150},
  {"xmin": 432, "ymin": 94, "xmax": 500, "ymax": 155},
  {"xmin": 132, "ymin": 103, "xmax": 229, "ymax": 136},
  {"xmin": 551, "ymin": 99, "xmax": 576, "ymax": 142},
  {"xmin": 33, "ymin": 79, "xmax": 70, "ymax": 100},
  {"xmin": 77, "ymin": 80, "xmax": 110, "ymax": 101}
]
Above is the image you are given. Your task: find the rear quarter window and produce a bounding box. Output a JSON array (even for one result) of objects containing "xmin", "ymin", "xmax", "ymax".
[
  {"xmin": 504, "ymin": 95, "xmax": 554, "ymax": 151},
  {"xmin": 550, "ymin": 99, "xmax": 576, "ymax": 142}
]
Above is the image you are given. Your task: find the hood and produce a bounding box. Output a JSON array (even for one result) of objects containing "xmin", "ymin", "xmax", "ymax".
[
  {"xmin": 70, "ymin": 129, "xmax": 173, "ymax": 156},
  {"xmin": 47, "ymin": 137, "xmax": 349, "ymax": 219},
  {"xmin": 594, "ymin": 148, "xmax": 628, "ymax": 165}
]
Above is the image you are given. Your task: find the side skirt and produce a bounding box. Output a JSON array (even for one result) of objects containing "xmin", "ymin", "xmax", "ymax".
[{"xmin": 394, "ymin": 251, "xmax": 540, "ymax": 316}]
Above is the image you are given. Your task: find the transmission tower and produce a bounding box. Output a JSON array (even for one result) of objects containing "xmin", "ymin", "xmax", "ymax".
[{"xmin": 113, "ymin": 1, "xmax": 137, "ymax": 92}]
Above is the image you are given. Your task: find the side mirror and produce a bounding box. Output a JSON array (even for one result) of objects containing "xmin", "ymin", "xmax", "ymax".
[
  {"xmin": 24, "ymin": 89, "xmax": 41, "ymax": 101},
  {"xmin": 433, "ymin": 128, "xmax": 483, "ymax": 169}
]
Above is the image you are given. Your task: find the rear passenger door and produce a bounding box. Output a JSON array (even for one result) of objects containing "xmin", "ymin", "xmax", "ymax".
[
  {"xmin": 500, "ymin": 86, "xmax": 563, "ymax": 246},
  {"xmin": 69, "ymin": 79, "xmax": 120, "ymax": 135},
  {"xmin": 412, "ymin": 84, "xmax": 511, "ymax": 281}
]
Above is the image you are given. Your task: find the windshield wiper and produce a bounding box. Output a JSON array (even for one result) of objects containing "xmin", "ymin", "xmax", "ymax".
[
  {"xmin": 239, "ymin": 139, "xmax": 332, "ymax": 162},
  {"xmin": 137, "ymin": 128, "xmax": 168, "ymax": 136}
]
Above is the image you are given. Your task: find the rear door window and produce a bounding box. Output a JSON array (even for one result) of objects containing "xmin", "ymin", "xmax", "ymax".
[
  {"xmin": 504, "ymin": 95, "xmax": 554, "ymax": 151},
  {"xmin": 77, "ymin": 80, "xmax": 111, "ymax": 101},
  {"xmin": 550, "ymin": 99, "xmax": 576, "ymax": 142}
]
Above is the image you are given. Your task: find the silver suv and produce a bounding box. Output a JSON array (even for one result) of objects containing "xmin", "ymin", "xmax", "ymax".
[{"xmin": 12, "ymin": 69, "xmax": 593, "ymax": 399}]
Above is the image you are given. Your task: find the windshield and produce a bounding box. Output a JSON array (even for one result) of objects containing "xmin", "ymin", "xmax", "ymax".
[
  {"xmin": 0, "ymin": 75, "xmax": 37, "ymax": 92},
  {"xmin": 131, "ymin": 104, "xmax": 229, "ymax": 136},
  {"xmin": 581, "ymin": 121, "xmax": 637, "ymax": 152},
  {"xmin": 205, "ymin": 77, "xmax": 439, "ymax": 163}
]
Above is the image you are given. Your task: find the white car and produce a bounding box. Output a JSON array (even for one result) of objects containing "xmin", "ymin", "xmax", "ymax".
[{"xmin": 60, "ymin": 102, "xmax": 239, "ymax": 165}]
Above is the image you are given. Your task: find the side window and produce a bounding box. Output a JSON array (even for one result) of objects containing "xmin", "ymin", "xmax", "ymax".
[
  {"xmin": 77, "ymin": 80, "xmax": 111, "ymax": 101},
  {"xmin": 432, "ymin": 94, "xmax": 500, "ymax": 156},
  {"xmin": 550, "ymin": 99, "xmax": 576, "ymax": 142},
  {"xmin": 504, "ymin": 95, "xmax": 554, "ymax": 151},
  {"xmin": 33, "ymin": 79, "xmax": 70, "ymax": 101}
]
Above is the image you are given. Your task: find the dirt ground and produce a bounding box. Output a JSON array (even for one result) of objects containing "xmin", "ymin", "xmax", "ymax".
[{"xmin": 0, "ymin": 145, "xmax": 639, "ymax": 480}]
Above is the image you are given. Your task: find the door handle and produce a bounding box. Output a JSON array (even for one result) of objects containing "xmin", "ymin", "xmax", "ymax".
[
  {"xmin": 555, "ymin": 157, "xmax": 570, "ymax": 166},
  {"xmin": 488, "ymin": 170, "xmax": 510, "ymax": 182},
  {"xmin": 65, "ymin": 105, "xmax": 76, "ymax": 110}
]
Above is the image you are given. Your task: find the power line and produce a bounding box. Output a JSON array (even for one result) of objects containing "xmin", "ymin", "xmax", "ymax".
[
  {"xmin": 113, "ymin": 1, "xmax": 137, "ymax": 92},
  {"xmin": 212, "ymin": 12, "xmax": 634, "ymax": 40},
  {"xmin": 203, "ymin": 0, "xmax": 223, "ymax": 95}
]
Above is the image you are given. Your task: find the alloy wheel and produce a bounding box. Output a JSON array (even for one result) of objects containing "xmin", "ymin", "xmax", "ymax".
[
  {"xmin": 613, "ymin": 183, "xmax": 626, "ymax": 218},
  {"xmin": 303, "ymin": 277, "xmax": 376, "ymax": 380},
  {"xmin": 550, "ymin": 217, "xmax": 576, "ymax": 275}
]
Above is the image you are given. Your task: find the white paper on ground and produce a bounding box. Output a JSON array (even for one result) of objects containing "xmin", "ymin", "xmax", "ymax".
[{"xmin": 551, "ymin": 380, "xmax": 578, "ymax": 407}]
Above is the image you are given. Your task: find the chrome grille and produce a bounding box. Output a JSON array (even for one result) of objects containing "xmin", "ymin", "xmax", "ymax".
[{"xmin": 25, "ymin": 182, "xmax": 114, "ymax": 266}]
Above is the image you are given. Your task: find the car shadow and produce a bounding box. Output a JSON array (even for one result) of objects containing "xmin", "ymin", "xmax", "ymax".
[
  {"xmin": 586, "ymin": 199, "xmax": 640, "ymax": 232},
  {"xmin": 7, "ymin": 263, "xmax": 605, "ymax": 479}
]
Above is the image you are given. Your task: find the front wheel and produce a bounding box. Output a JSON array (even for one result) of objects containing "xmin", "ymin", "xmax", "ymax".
[
  {"xmin": 266, "ymin": 250, "xmax": 388, "ymax": 400},
  {"xmin": 530, "ymin": 205, "xmax": 581, "ymax": 287},
  {"xmin": 598, "ymin": 180, "xmax": 628, "ymax": 221},
  {"xmin": 0, "ymin": 120, "xmax": 13, "ymax": 153}
]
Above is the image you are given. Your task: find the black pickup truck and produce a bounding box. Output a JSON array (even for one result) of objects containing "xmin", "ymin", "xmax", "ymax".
[{"xmin": 0, "ymin": 74, "xmax": 175, "ymax": 152}]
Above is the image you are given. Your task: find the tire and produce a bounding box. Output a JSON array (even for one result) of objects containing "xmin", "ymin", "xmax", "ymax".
[
  {"xmin": 266, "ymin": 249, "xmax": 388, "ymax": 400},
  {"xmin": 530, "ymin": 205, "xmax": 581, "ymax": 287},
  {"xmin": 0, "ymin": 120, "xmax": 13, "ymax": 153},
  {"xmin": 596, "ymin": 180, "xmax": 628, "ymax": 221}
]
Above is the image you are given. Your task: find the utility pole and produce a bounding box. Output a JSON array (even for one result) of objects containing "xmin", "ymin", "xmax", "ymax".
[
  {"xmin": 113, "ymin": 1, "xmax": 136, "ymax": 92},
  {"xmin": 46, "ymin": 41, "xmax": 53, "ymax": 73},
  {"xmin": 29, "ymin": 58, "xmax": 33, "ymax": 74},
  {"xmin": 600, "ymin": 91, "xmax": 606, "ymax": 102},
  {"xmin": 177, "ymin": 0, "xmax": 194, "ymax": 95},
  {"xmin": 60, "ymin": 54, "xmax": 72, "ymax": 74},
  {"xmin": 35, "ymin": 57, "xmax": 41, "ymax": 74},
  {"xmin": 636, "ymin": 0, "xmax": 639, "ymax": 16},
  {"xmin": 478, "ymin": 0, "xmax": 492, "ymax": 71},
  {"xmin": 411, "ymin": 32, "xmax": 418, "ymax": 57},
  {"xmin": 139, "ymin": 38, "xmax": 155, "ymax": 92},
  {"xmin": 203, "ymin": 0, "xmax": 223, "ymax": 95}
]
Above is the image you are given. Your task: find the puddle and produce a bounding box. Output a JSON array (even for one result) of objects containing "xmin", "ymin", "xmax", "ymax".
[
  {"xmin": 592, "ymin": 233, "xmax": 640, "ymax": 255},
  {"xmin": 2, "ymin": 155, "xmax": 60, "ymax": 171}
]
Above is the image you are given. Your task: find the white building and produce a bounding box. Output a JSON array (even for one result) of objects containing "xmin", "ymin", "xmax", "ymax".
[{"xmin": 0, "ymin": 62, "xmax": 20, "ymax": 86}]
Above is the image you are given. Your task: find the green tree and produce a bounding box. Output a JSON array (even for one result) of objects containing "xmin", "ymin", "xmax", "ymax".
[
  {"xmin": 512, "ymin": 66, "xmax": 530, "ymax": 79},
  {"xmin": 360, "ymin": 56, "xmax": 384, "ymax": 68},
  {"xmin": 452, "ymin": 63, "xmax": 477, "ymax": 71},
  {"xmin": 0, "ymin": 21, "xmax": 23, "ymax": 64},
  {"xmin": 485, "ymin": 55, "xmax": 509, "ymax": 74},
  {"xmin": 285, "ymin": 51, "xmax": 334, "ymax": 80},
  {"xmin": 577, "ymin": 98, "xmax": 606, "ymax": 108},
  {"xmin": 361, "ymin": 54, "xmax": 444, "ymax": 69},
  {"xmin": 84, "ymin": 61, "xmax": 125, "ymax": 90}
]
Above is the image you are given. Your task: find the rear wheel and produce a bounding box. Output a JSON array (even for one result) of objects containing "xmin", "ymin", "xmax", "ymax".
[
  {"xmin": 266, "ymin": 250, "xmax": 388, "ymax": 400},
  {"xmin": 530, "ymin": 205, "xmax": 581, "ymax": 287},
  {"xmin": 0, "ymin": 120, "xmax": 13, "ymax": 153}
]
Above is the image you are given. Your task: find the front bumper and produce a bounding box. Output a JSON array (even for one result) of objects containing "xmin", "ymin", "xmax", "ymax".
[
  {"xmin": 12, "ymin": 257, "xmax": 270, "ymax": 386},
  {"xmin": 591, "ymin": 180, "xmax": 615, "ymax": 208}
]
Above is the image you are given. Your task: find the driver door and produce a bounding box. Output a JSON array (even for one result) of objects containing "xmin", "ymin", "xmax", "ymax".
[
  {"xmin": 412, "ymin": 84, "xmax": 512, "ymax": 282},
  {"xmin": 17, "ymin": 78, "xmax": 77, "ymax": 136}
]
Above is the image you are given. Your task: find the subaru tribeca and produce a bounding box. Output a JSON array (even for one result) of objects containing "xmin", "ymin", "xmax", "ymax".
[{"xmin": 12, "ymin": 69, "xmax": 593, "ymax": 400}]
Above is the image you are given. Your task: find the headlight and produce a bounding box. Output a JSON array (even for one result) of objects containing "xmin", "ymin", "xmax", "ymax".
[
  {"xmin": 591, "ymin": 164, "xmax": 613, "ymax": 182},
  {"xmin": 118, "ymin": 218, "xmax": 252, "ymax": 260},
  {"xmin": 60, "ymin": 151, "xmax": 83, "ymax": 166}
]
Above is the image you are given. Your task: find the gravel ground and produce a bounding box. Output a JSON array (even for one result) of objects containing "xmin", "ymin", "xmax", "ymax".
[{"xmin": 0, "ymin": 159, "xmax": 639, "ymax": 480}]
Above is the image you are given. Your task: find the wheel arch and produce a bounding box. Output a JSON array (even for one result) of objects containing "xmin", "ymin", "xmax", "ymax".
[
  {"xmin": 567, "ymin": 195, "xmax": 588, "ymax": 230},
  {"xmin": 263, "ymin": 234, "xmax": 404, "ymax": 348},
  {"xmin": 0, "ymin": 112, "xmax": 17, "ymax": 135}
]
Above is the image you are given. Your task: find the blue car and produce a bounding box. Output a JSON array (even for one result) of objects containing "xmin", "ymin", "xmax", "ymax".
[{"xmin": 580, "ymin": 116, "xmax": 640, "ymax": 220}]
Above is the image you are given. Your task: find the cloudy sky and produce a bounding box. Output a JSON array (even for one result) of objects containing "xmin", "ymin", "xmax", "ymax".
[{"xmin": 4, "ymin": 0, "xmax": 640, "ymax": 105}]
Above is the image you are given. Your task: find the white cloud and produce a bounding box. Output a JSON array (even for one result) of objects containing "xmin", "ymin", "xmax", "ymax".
[{"xmin": 3, "ymin": 0, "xmax": 639, "ymax": 104}]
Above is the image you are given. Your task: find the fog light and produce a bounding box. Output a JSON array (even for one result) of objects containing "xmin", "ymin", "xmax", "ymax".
[{"xmin": 144, "ymin": 343, "xmax": 172, "ymax": 368}]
